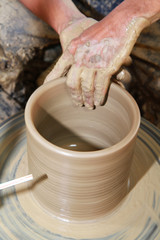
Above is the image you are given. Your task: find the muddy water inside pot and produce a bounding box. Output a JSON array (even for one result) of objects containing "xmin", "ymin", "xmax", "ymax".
[
  {"xmin": 53, "ymin": 135, "xmax": 102, "ymax": 151},
  {"xmin": 36, "ymin": 113, "xmax": 106, "ymax": 151},
  {"xmin": 36, "ymin": 108, "xmax": 120, "ymax": 152}
]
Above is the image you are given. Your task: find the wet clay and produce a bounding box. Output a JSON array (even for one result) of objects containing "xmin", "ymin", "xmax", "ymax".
[
  {"xmin": 0, "ymin": 89, "xmax": 159, "ymax": 239},
  {"xmin": 24, "ymin": 77, "xmax": 140, "ymax": 222}
]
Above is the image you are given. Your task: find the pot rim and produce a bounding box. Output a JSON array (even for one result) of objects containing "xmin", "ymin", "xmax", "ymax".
[{"xmin": 25, "ymin": 77, "xmax": 140, "ymax": 158}]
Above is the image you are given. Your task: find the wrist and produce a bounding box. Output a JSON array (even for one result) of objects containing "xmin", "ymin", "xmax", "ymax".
[
  {"xmin": 20, "ymin": 0, "xmax": 85, "ymax": 35},
  {"xmin": 55, "ymin": 15, "xmax": 86, "ymax": 35},
  {"xmin": 100, "ymin": 1, "xmax": 151, "ymax": 40},
  {"xmin": 123, "ymin": 0, "xmax": 160, "ymax": 24},
  {"xmin": 47, "ymin": 1, "xmax": 85, "ymax": 34},
  {"xmin": 51, "ymin": 14, "xmax": 85, "ymax": 35}
]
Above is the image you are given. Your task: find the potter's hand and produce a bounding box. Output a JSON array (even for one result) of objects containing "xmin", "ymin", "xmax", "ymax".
[
  {"xmin": 44, "ymin": 17, "xmax": 134, "ymax": 109},
  {"xmin": 19, "ymin": 0, "xmax": 160, "ymax": 109}
]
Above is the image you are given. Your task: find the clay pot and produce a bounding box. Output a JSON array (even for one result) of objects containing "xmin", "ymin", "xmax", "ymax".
[{"xmin": 24, "ymin": 77, "xmax": 140, "ymax": 221}]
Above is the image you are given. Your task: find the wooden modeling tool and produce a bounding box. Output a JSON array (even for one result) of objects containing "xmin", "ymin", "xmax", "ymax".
[{"xmin": 0, "ymin": 174, "xmax": 33, "ymax": 190}]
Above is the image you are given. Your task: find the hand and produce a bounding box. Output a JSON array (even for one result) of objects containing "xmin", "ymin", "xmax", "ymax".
[{"xmin": 44, "ymin": 16, "xmax": 148, "ymax": 109}]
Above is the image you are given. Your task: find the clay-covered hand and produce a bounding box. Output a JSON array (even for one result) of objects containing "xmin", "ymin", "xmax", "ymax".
[{"xmin": 44, "ymin": 15, "xmax": 148, "ymax": 109}]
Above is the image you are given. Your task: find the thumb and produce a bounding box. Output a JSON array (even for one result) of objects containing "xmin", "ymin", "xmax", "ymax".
[{"xmin": 44, "ymin": 50, "xmax": 74, "ymax": 83}]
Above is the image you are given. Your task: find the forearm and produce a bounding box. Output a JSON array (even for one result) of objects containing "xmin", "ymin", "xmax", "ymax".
[
  {"xmin": 19, "ymin": 0, "xmax": 84, "ymax": 34},
  {"xmin": 91, "ymin": 0, "xmax": 160, "ymax": 42},
  {"xmin": 124, "ymin": 0, "xmax": 160, "ymax": 24}
]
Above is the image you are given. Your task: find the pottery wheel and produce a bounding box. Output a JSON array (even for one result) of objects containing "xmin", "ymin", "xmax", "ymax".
[{"xmin": 0, "ymin": 112, "xmax": 160, "ymax": 239}]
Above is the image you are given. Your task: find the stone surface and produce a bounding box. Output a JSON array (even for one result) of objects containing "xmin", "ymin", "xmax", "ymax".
[
  {"xmin": 0, "ymin": 0, "xmax": 58, "ymax": 90},
  {"xmin": 0, "ymin": 86, "xmax": 22, "ymax": 123}
]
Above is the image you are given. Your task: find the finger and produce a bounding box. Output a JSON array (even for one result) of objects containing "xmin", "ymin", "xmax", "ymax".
[
  {"xmin": 111, "ymin": 77, "xmax": 125, "ymax": 89},
  {"xmin": 80, "ymin": 67, "xmax": 96, "ymax": 109},
  {"xmin": 116, "ymin": 68, "xmax": 132, "ymax": 88},
  {"xmin": 44, "ymin": 50, "xmax": 74, "ymax": 84},
  {"xmin": 123, "ymin": 56, "xmax": 132, "ymax": 66},
  {"xmin": 94, "ymin": 70, "xmax": 111, "ymax": 106},
  {"xmin": 66, "ymin": 64, "xmax": 83, "ymax": 107}
]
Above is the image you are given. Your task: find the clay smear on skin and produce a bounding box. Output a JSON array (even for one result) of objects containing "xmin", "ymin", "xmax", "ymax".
[
  {"xmin": 74, "ymin": 17, "xmax": 149, "ymax": 69},
  {"xmin": 74, "ymin": 38, "xmax": 121, "ymax": 68}
]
